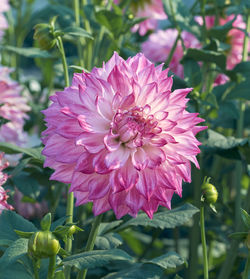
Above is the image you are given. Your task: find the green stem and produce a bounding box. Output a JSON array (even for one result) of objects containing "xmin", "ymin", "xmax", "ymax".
[
  {"xmin": 200, "ymin": 0, "xmax": 208, "ymax": 43},
  {"xmin": 57, "ymin": 36, "xmax": 69, "ymax": 87},
  {"xmin": 82, "ymin": 0, "xmax": 92, "ymax": 70},
  {"xmin": 200, "ymin": 206, "xmax": 209, "ymax": 279},
  {"xmin": 243, "ymin": 251, "xmax": 250, "ymax": 279},
  {"xmin": 64, "ymin": 187, "xmax": 74, "ymax": 279},
  {"xmin": 74, "ymin": 0, "xmax": 84, "ymax": 67},
  {"xmin": 187, "ymin": 162, "xmax": 202, "ymax": 279},
  {"xmin": 168, "ymin": 0, "xmax": 185, "ymax": 50},
  {"xmin": 32, "ymin": 259, "xmax": 40, "ymax": 279},
  {"xmin": 47, "ymin": 255, "xmax": 56, "ymax": 279},
  {"xmin": 165, "ymin": 34, "xmax": 180, "ymax": 67},
  {"xmin": 77, "ymin": 214, "xmax": 103, "ymax": 279}
]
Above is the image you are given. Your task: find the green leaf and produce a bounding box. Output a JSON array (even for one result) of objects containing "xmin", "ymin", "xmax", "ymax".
[
  {"xmin": 0, "ymin": 239, "xmax": 13, "ymax": 248},
  {"xmin": 0, "ymin": 211, "xmax": 37, "ymax": 242},
  {"xmin": 102, "ymin": 263, "xmax": 163, "ymax": 279},
  {"xmin": 0, "ymin": 238, "xmax": 28, "ymax": 269},
  {"xmin": 0, "ymin": 142, "xmax": 44, "ymax": 162},
  {"xmin": 225, "ymin": 81, "xmax": 250, "ymax": 100},
  {"xmin": 208, "ymin": 17, "xmax": 235, "ymax": 40},
  {"xmin": 62, "ymin": 249, "xmax": 133, "ymax": 270},
  {"xmin": 13, "ymin": 173, "xmax": 40, "ymax": 200},
  {"xmin": 0, "ymin": 45, "xmax": 54, "ymax": 58},
  {"xmin": 202, "ymin": 129, "xmax": 250, "ymax": 161},
  {"xmin": 69, "ymin": 65, "xmax": 88, "ymax": 72},
  {"xmin": 117, "ymin": 204, "xmax": 199, "ymax": 231},
  {"xmin": 146, "ymin": 252, "xmax": 185, "ymax": 270},
  {"xmin": 241, "ymin": 209, "xmax": 250, "ymax": 229},
  {"xmin": 229, "ymin": 232, "xmax": 248, "ymax": 240},
  {"xmin": 182, "ymin": 58, "xmax": 202, "ymax": 87},
  {"xmin": 185, "ymin": 48, "xmax": 226, "ymax": 69},
  {"xmin": 63, "ymin": 26, "xmax": 93, "ymax": 40},
  {"xmin": 95, "ymin": 233, "xmax": 123, "ymax": 250},
  {"xmin": 0, "ymin": 261, "xmax": 33, "ymax": 279},
  {"xmin": 51, "ymin": 216, "xmax": 68, "ymax": 231},
  {"xmin": 95, "ymin": 10, "xmax": 123, "ymax": 38},
  {"xmin": 98, "ymin": 221, "xmax": 123, "ymax": 235}
]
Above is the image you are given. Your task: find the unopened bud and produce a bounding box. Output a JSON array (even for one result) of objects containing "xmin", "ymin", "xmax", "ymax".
[
  {"xmin": 201, "ymin": 178, "xmax": 218, "ymax": 205},
  {"xmin": 28, "ymin": 231, "xmax": 60, "ymax": 259},
  {"xmin": 33, "ymin": 23, "xmax": 56, "ymax": 50}
]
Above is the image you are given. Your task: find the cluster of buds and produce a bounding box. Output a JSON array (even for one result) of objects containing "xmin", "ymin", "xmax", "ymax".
[{"xmin": 15, "ymin": 213, "xmax": 83, "ymax": 260}]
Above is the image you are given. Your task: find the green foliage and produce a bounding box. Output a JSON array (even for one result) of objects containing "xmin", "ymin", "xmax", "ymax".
[
  {"xmin": 62, "ymin": 249, "xmax": 133, "ymax": 270},
  {"xmin": 117, "ymin": 203, "xmax": 199, "ymax": 230},
  {"xmin": 0, "ymin": 45, "xmax": 54, "ymax": 58},
  {"xmin": 0, "ymin": 211, "xmax": 37, "ymax": 243}
]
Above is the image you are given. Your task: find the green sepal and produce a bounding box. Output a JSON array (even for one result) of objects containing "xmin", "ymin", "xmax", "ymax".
[
  {"xmin": 40, "ymin": 213, "xmax": 52, "ymax": 231},
  {"xmin": 14, "ymin": 230, "xmax": 34, "ymax": 239}
]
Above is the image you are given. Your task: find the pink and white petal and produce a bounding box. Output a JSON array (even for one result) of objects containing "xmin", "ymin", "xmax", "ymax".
[
  {"xmin": 75, "ymin": 152, "xmax": 95, "ymax": 173},
  {"xmin": 76, "ymin": 132, "xmax": 105, "ymax": 153},
  {"xmin": 105, "ymin": 147, "xmax": 130, "ymax": 170}
]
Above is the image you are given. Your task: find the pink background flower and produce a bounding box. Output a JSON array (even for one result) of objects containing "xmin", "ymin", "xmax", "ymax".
[
  {"xmin": 0, "ymin": 67, "xmax": 30, "ymax": 148},
  {"xmin": 0, "ymin": 0, "xmax": 9, "ymax": 41},
  {"xmin": 142, "ymin": 29, "xmax": 201, "ymax": 78},
  {"xmin": 132, "ymin": 0, "xmax": 167, "ymax": 35},
  {"xmin": 42, "ymin": 52, "xmax": 206, "ymax": 219},
  {"xmin": 0, "ymin": 153, "xmax": 13, "ymax": 214}
]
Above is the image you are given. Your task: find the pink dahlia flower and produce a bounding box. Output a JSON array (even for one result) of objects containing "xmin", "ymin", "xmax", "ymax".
[
  {"xmin": 42, "ymin": 52, "xmax": 206, "ymax": 219},
  {"xmin": 141, "ymin": 29, "xmax": 201, "ymax": 78},
  {"xmin": 0, "ymin": 0, "xmax": 9, "ymax": 41},
  {"xmin": 0, "ymin": 153, "xmax": 13, "ymax": 214},
  {"xmin": 0, "ymin": 67, "xmax": 30, "ymax": 148}
]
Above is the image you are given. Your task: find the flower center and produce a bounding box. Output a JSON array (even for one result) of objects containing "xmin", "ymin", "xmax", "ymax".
[{"xmin": 112, "ymin": 106, "xmax": 161, "ymax": 147}]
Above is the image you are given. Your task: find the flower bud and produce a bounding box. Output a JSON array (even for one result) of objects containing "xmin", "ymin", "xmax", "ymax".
[
  {"xmin": 28, "ymin": 231, "xmax": 60, "ymax": 259},
  {"xmin": 201, "ymin": 178, "xmax": 218, "ymax": 205},
  {"xmin": 33, "ymin": 23, "xmax": 56, "ymax": 50}
]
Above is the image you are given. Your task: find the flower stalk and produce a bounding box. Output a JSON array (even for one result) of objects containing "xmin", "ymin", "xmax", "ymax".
[
  {"xmin": 56, "ymin": 36, "xmax": 69, "ymax": 87},
  {"xmin": 47, "ymin": 255, "xmax": 56, "ymax": 279},
  {"xmin": 243, "ymin": 250, "xmax": 250, "ymax": 279},
  {"xmin": 77, "ymin": 214, "xmax": 103, "ymax": 279},
  {"xmin": 200, "ymin": 205, "xmax": 209, "ymax": 279}
]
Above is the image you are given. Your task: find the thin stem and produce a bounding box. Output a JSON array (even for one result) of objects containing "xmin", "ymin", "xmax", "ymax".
[
  {"xmin": 200, "ymin": 206, "xmax": 209, "ymax": 279},
  {"xmin": 243, "ymin": 251, "xmax": 250, "ymax": 279},
  {"xmin": 74, "ymin": 0, "xmax": 84, "ymax": 67},
  {"xmin": 82, "ymin": 0, "xmax": 92, "ymax": 70},
  {"xmin": 32, "ymin": 259, "xmax": 40, "ymax": 279},
  {"xmin": 168, "ymin": 0, "xmax": 185, "ymax": 50},
  {"xmin": 47, "ymin": 255, "xmax": 56, "ymax": 279},
  {"xmin": 64, "ymin": 187, "xmax": 74, "ymax": 279},
  {"xmin": 187, "ymin": 163, "xmax": 201, "ymax": 279},
  {"xmin": 200, "ymin": 0, "xmax": 208, "ymax": 43},
  {"xmin": 57, "ymin": 36, "xmax": 69, "ymax": 87},
  {"xmin": 165, "ymin": 34, "xmax": 180, "ymax": 67},
  {"xmin": 77, "ymin": 214, "xmax": 103, "ymax": 279}
]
